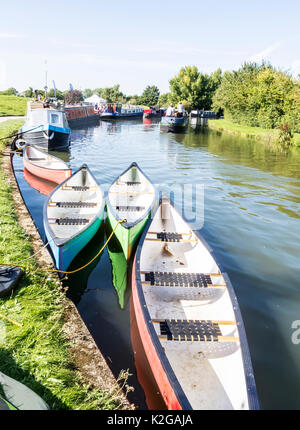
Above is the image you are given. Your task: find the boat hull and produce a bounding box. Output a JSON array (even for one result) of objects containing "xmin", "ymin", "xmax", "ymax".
[
  {"xmin": 131, "ymin": 201, "xmax": 259, "ymax": 410},
  {"xmin": 132, "ymin": 258, "xmax": 183, "ymax": 410},
  {"xmin": 160, "ymin": 116, "xmax": 188, "ymax": 133},
  {"xmin": 44, "ymin": 210, "xmax": 104, "ymax": 272},
  {"xmin": 65, "ymin": 105, "xmax": 99, "ymax": 128},
  {"xmin": 107, "ymin": 205, "xmax": 149, "ymax": 260},
  {"xmin": 21, "ymin": 127, "xmax": 70, "ymax": 151},
  {"xmin": 143, "ymin": 112, "xmax": 161, "ymax": 119},
  {"xmin": 23, "ymin": 157, "xmax": 72, "ymax": 184},
  {"xmin": 100, "ymin": 112, "xmax": 143, "ymax": 121}
]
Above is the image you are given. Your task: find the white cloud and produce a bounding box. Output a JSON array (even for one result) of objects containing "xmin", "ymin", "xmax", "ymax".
[
  {"xmin": 247, "ymin": 42, "xmax": 281, "ymax": 63},
  {"xmin": 0, "ymin": 33, "xmax": 26, "ymax": 39}
]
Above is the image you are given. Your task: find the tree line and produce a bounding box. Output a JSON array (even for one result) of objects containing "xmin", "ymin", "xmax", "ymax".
[
  {"xmin": 212, "ymin": 62, "xmax": 300, "ymax": 134},
  {"xmin": 2, "ymin": 62, "xmax": 299, "ymax": 137}
]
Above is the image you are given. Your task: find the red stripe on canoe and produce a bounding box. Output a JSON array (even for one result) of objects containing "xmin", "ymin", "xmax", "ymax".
[{"xmin": 131, "ymin": 258, "xmax": 182, "ymax": 410}]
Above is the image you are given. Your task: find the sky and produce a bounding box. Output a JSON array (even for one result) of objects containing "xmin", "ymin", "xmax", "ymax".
[{"xmin": 0, "ymin": 0, "xmax": 300, "ymax": 95}]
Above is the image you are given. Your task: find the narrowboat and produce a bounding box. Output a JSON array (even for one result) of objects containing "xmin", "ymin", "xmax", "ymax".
[
  {"xmin": 132, "ymin": 199, "xmax": 259, "ymax": 410},
  {"xmin": 189, "ymin": 110, "xmax": 217, "ymax": 129},
  {"xmin": 100, "ymin": 104, "xmax": 143, "ymax": 120},
  {"xmin": 160, "ymin": 115, "xmax": 188, "ymax": 133},
  {"xmin": 143, "ymin": 107, "xmax": 162, "ymax": 119},
  {"xmin": 19, "ymin": 101, "xmax": 71, "ymax": 150},
  {"xmin": 64, "ymin": 104, "xmax": 99, "ymax": 127},
  {"xmin": 23, "ymin": 146, "xmax": 72, "ymax": 184},
  {"xmin": 44, "ymin": 164, "xmax": 105, "ymax": 272},
  {"xmin": 106, "ymin": 162, "xmax": 157, "ymax": 260}
]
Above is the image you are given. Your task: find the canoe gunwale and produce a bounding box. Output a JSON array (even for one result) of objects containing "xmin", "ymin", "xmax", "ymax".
[
  {"xmin": 133, "ymin": 214, "xmax": 192, "ymax": 410},
  {"xmin": 43, "ymin": 164, "xmax": 105, "ymax": 248},
  {"xmin": 23, "ymin": 146, "xmax": 70, "ymax": 173},
  {"xmin": 106, "ymin": 162, "xmax": 157, "ymax": 230},
  {"xmin": 133, "ymin": 199, "xmax": 260, "ymax": 410}
]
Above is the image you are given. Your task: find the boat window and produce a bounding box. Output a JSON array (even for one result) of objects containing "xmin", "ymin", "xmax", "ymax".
[{"xmin": 50, "ymin": 113, "xmax": 60, "ymax": 124}]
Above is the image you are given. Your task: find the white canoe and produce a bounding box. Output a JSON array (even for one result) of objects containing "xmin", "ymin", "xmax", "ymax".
[
  {"xmin": 44, "ymin": 164, "xmax": 105, "ymax": 271},
  {"xmin": 132, "ymin": 199, "xmax": 259, "ymax": 410}
]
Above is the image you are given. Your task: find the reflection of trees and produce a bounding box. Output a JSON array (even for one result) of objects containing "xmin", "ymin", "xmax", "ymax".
[{"xmin": 176, "ymin": 129, "xmax": 300, "ymax": 181}]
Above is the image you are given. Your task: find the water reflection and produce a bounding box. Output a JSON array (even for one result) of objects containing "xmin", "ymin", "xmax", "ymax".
[
  {"xmin": 24, "ymin": 168, "xmax": 56, "ymax": 196},
  {"xmin": 106, "ymin": 221, "xmax": 130, "ymax": 309},
  {"xmin": 65, "ymin": 226, "xmax": 104, "ymax": 304}
]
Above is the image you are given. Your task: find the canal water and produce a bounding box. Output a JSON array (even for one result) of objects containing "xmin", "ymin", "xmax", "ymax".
[{"xmin": 13, "ymin": 119, "xmax": 300, "ymax": 410}]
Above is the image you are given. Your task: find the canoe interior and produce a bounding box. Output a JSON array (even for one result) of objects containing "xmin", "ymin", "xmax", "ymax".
[
  {"xmin": 24, "ymin": 146, "xmax": 69, "ymax": 171},
  {"xmin": 138, "ymin": 200, "xmax": 250, "ymax": 410},
  {"xmin": 46, "ymin": 166, "xmax": 103, "ymax": 244},
  {"xmin": 108, "ymin": 163, "xmax": 155, "ymax": 226}
]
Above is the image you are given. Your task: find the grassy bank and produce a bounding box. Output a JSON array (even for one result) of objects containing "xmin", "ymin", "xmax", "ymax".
[
  {"xmin": 0, "ymin": 95, "xmax": 28, "ymax": 116},
  {"xmin": 0, "ymin": 120, "xmax": 126, "ymax": 410},
  {"xmin": 0, "ymin": 119, "xmax": 24, "ymax": 148},
  {"xmin": 208, "ymin": 119, "xmax": 300, "ymax": 147}
]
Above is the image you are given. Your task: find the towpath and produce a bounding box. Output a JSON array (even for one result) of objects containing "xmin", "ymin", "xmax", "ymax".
[{"xmin": 0, "ymin": 116, "xmax": 24, "ymax": 123}]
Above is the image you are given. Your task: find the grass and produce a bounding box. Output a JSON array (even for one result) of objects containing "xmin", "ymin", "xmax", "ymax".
[
  {"xmin": 0, "ymin": 120, "xmax": 127, "ymax": 410},
  {"xmin": 208, "ymin": 119, "xmax": 279, "ymax": 141},
  {"xmin": 208, "ymin": 119, "xmax": 300, "ymax": 147},
  {"xmin": 0, "ymin": 119, "xmax": 24, "ymax": 149},
  {"xmin": 0, "ymin": 95, "xmax": 28, "ymax": 117}
]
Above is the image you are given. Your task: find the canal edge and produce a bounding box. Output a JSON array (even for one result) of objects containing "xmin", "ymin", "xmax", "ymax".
[{"xmin": 2, "ymin": 149, "xmax": 132, "ymax": 410}]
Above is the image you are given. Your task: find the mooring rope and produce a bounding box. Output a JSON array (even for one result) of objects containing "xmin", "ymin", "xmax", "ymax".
[
  {"xmin": 0, "ymin": 124, "xmax": 44, "ymax": 141},
  {"xmin": 0, "ymin": 219, "xmax": 126, "ymax": 328},
  {"xmin": 0, "ymin": 218, "xmax": 127, "ymax": 275},
  {"xmin": 0, "ymin": 313, "xmax": 22, "ymax": 327}
]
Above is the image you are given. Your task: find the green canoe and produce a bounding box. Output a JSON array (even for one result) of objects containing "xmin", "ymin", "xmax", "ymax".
[{"xmin": 106, "ymin": 162, "xmax": 157, "ymax": 260}]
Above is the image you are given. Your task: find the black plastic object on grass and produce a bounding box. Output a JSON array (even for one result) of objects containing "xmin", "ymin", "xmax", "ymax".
[{"xmin": 0, "ymin": 266, "xmax": 23, "ymax": 298}]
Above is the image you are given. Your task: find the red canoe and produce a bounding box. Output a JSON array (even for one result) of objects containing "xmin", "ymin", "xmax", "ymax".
[
  {"xmin": 132, "ymin": 199, "xmax": 259, "ymax": 410},
  {"xmin": 23, "ymin": 146, "xmax": 72, "ymax": 184}
]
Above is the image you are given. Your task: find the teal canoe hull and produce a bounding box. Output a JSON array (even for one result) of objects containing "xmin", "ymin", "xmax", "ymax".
[{"xmin": 45, "ymin": 208, "xmax": 104, "ymax": 272}]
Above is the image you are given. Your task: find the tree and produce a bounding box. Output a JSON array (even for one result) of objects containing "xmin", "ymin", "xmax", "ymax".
[
  {"xmin": 158, "ymin": 93, "xmax": 170, "ymax": 107},
  {"xmin": 94, "ymin": 88, "xmax": 104, "ymax": 98},
  {"xmin": 64, "ymin": 89, "xmax": 84, "ymax": 105},
  {"xmin": 139, "ymin": 85, "xmax": 160, "ymax": 107},
  {"xmin": 101, "ymin": 85, "xmax": 125, "ymax": 103},
  {"xmin": 0, "ymin": 87, "xmax": 18, "ymax": 96},
  {"xmin": 169, "ymin": 66, "xmax": 220, "ymax": 111},
  {"xmin": 83, "ymin": 88, "xmax": 93, "ymax": 98},
  {"xmin": 47, "ymin": 88, "xmax": 64, "ymax": 100},
  {"xmin": 212, "ymin": 62, "xmax": 297, "ymax": 130},
  {"xmin": 24, "ymin": 87, "xmax": 33, "ymax": 98},
  {"xmin": 127, "ymin": 95, "xmax": 140, "ymax": 105}
]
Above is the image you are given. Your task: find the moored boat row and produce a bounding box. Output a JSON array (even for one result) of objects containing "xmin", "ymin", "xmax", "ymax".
[{"xmin": 18, "ymin": 130, "xmax": 259, "ymax": 411}]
